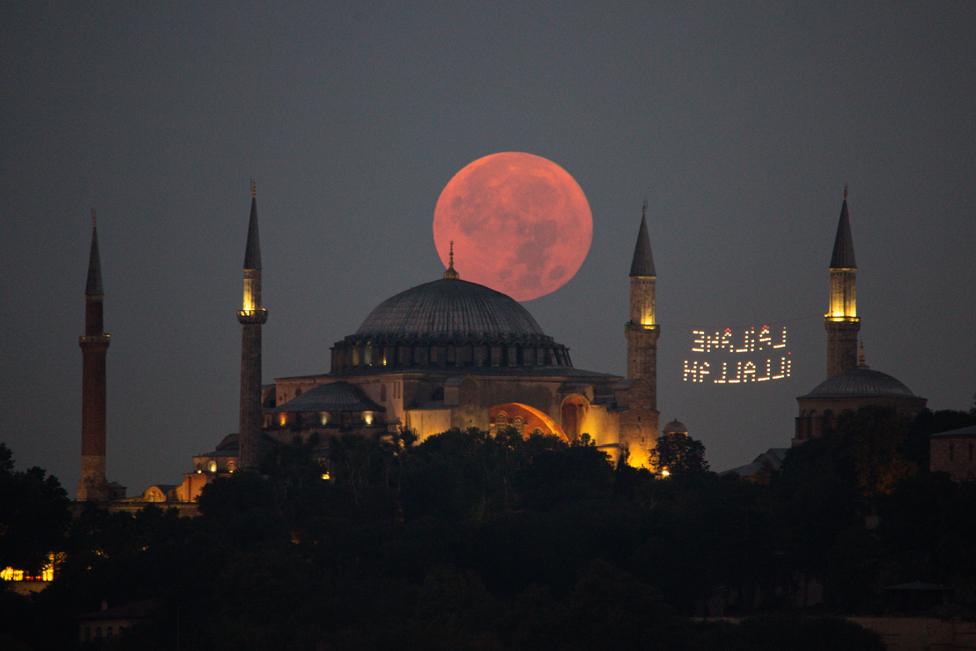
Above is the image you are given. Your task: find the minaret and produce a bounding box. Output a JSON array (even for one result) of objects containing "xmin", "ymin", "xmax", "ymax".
[
  {"xmin": 78, "ymin": 210, "xmax": 111, "ymax": 501},
  {"xmin": 626, "ymin": 200, "xmax": 659, "ymax": 383},
  {"xmin": 824, "ymin": 185, "xmax": 860, "ymax": 377},
  {"xmin": 237, "ymin": 180, "xmax": 268, "ymax": 470},
  {"xmin": 622, "ymin": 200, "xmax": 660, "ymax": 466}
]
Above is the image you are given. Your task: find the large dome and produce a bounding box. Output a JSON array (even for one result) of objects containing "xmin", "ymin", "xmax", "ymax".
[
  {"xmin": 330, "ymin": 277, "xmax": 572, "ymax": 373},
  {"xmin": 356, "ymin": 279, "xmax": 545, "ymax": 339},
  {"xmin": 801, "ymin": 366, "xmax": 917, "ymax": 399}
]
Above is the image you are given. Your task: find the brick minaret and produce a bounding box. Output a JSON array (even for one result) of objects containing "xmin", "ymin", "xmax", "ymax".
[
  {"xmin": 824, "ymin": 185, "xmax": 859, "ymax": 377},
  {"xmin": 78, "ymin": 210, "xmax": 111, "ymax": 501},
  {"xmin": 237, "ymin": 181, "xmax": 268, "ymax": 470},
  {"xmin": 621, "ymin": 201, "xmax": 660, "ymax": 466}
]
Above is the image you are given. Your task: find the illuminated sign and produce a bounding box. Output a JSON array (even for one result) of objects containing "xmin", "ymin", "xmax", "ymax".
[{"xmin": 682, "ymin": 325, "xmax": 792, "ymax": 384}]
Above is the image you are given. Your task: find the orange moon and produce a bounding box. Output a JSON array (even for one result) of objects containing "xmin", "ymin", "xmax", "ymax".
[{"xmin": 433, "ymin": 152, "xmax": 593, "ymax": 301}]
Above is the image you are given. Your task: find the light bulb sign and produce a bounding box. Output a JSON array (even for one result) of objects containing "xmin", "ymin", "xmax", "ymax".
[{"xmin": 682, "ymin": 325, "xmax": 792, "ymax": 385}]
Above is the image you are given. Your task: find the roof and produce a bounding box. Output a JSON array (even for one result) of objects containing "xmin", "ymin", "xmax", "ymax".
[
  {"xmin": 275, "ymin": 381, "xmax": 384, "ymax": 413},
  {"xmin": 883, "ymin": 581, "xmax": 950, "ymax": 592},
  {"xmin": 243, "ymin": 196, "xmax": 261, "ymax": 269},
  {"xmin": 930, "ymin": 424, "xmax": 976, "ymax": 439},
  {"xmin": 663, "ymin": 419, "xmax": 688, "ymax": 434},
  {"xmin": 829, "ymin": 194, "xmax": 857, "ymax": 268},
  {"xmin": 629, "ymin": 206, "xmax": 656, "ymax": 277},
  {"xmin": 722, "ymin": 447, "xmax": 789, "ymax": 479},
  {"xmin": 85, "ymin": 224, "xmax": 103, "ymax": 295},
  {"xmin": 79, "ymin": 600, "xmax": 157, "ymax": 621},
  {"xmin": 800, "ymin": 366, "xmax": 917, "ymax": 399},
  {"xmin": 355, "ymin": 278, "xmax": 547, "ymax": 339}
]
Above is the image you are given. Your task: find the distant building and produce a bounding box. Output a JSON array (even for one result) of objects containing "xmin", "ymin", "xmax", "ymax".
[
  {"xmin": 929, "ymin": 425, "xmax": 976, "ymax": 482},
  {"xmin": 793, "ymin": 187, "xmax": 926, "ymax": 446},
  {"xmin": 78, "ymin": 600, "xmax": 157, "ymax": 644}
]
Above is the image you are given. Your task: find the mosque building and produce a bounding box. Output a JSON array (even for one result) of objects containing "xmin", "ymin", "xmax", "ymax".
[
  {"xmin": 77, "ymin": 190, "xmax": 666, "ymax": 505},
  {"xmin": 792, "ymin": 186, "xmax": 926, "ymax": 445},
  {"xmin": 726, "ymin": 187, "xmax": 927, "ymax": 481},
  {"xmin": 76, "ymin": 184, "xmax": 930, "ymax": 503}
]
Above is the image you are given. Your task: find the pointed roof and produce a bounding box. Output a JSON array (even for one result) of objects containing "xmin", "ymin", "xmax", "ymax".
[
  {"xmin": 829, "ymin": 185, "xmax": 857, "ymax": 269},
  {"xmin": 243, "ymin": 180, "xmax": 261, "ymax": 269},
  {"xmin": 85, "ymin": 209, "xmax": 103, "ymax": 295},
  {"xmin": 629, "ymin": 200, "xmax": 656, "ymax": 277}
]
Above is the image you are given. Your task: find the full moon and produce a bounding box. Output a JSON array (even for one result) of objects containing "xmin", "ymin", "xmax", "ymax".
[{"xmin": 433, "ymin": 152, "xmax": 593, "ymax": 301}]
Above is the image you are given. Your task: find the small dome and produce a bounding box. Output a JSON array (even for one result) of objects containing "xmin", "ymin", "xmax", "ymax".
[
  {"xmin": 802, "ymin": 366, "xmax": 916, "ymax": 399},
  {"xmin": 663, "ymin": 420, "xmax": 688, "ymax": 435},
  {"xmin": 356, "ymin": 278, "xmax": 546, "ymax": 339}
]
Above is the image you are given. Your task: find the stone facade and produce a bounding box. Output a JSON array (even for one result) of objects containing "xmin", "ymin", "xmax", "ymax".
[{"xmin": 929, "ymin": 426, "xmax": 976, "ymax": 482}]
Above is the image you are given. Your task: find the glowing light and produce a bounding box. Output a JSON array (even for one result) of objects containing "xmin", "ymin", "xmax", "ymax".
[
  {"xmin": 208, "ymin": 460, "xmax": 217, "ymax": 473},
  {"xmin": 363, "ymin": 411, "xmax": 374, "ymax": 426},
  {"xmin": 320, "ymin": 472, "xmax": 331, "ymax": 481},
  {"xmin": 660, "ymin": 468, "xmax": 671, "ymax": 478},
  {"xmin": 684, "ymin": 325, "xmax": 792, "ymax": 385},
  {"xmin": 278, "ymin": 413, "xmax": 288, "ymax": 427},
  {"xmin": 827, "ymin": 268, "xmax": 857, "ymax": 319},
  {"xmin": 1, "ymin": 553, "xmax": 57, "ymax": 583}
]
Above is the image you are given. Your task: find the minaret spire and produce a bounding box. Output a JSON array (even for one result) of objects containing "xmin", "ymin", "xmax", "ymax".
[
  {"xmin": 824, "ymin": 185, "xmax": 860, "ymax": 377},
  {"xmin": 830, "ymin": 185, "xmax": 857, "ymax": 269},
  {"xmin": 244, "ymin": 181, "xmax": 262, "ymax": 271},
  {"xmin": 78, "ymin": 210, "xmax": 113, "ymax": 500},
  {"xmin": 237, "ymin": 181, "xmax": 269, "ymax": 470},
  {"xmin": 85, "ymin": 209, "xmax": 103, "ymax": 296},
  {"xmin": 629, "ymin": 200, "xmax": 656, "ymax": 277}
]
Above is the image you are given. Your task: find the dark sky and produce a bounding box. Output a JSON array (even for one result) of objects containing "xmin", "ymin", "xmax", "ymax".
[{"xmin": 2, "ymin": 2, "xmax": 974, "ymax": 493}]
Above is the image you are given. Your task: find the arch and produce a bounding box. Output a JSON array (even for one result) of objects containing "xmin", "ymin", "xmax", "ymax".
[
  {"xmin": 489, "ymin": 402, "xmax": 567, "ymax": 441},
  {"xmin": 560, "ymin": 394, "xmax": 590, "ymax": 442}
]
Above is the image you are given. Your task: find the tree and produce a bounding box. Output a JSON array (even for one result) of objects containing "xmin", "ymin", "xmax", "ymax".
[
  {"xmin": 0, "ymin": 443, "xmax": 70, "ymax": 573},
  {"xmin": 650, "ymin": 432, "xmax": 710, "ymax": 477}
]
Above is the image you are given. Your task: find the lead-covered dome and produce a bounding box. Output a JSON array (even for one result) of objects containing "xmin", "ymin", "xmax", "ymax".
[
  {"xmin": 356, "ymin": 279, "xmax": 545, "ymax": 339},
  {"xmin": 801, "ymin": 366, "xmax": 916, "ymax": 399},
  {"xmin": 331, "ymin": 277, "xmax": 572, "ymax": 373}
]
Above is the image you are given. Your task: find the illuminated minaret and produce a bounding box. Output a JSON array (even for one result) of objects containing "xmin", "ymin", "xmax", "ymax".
[
  {"xmin": 622, "ymin": 200, "xmax": 660, "ymax": 465},
  {"xmin": 78, "ymin": 210, "xmax": 111, "ymax": 501},
  {"xmin": 824, "ymin": 185, "xmax": 860, "ymax": 378},
  {"xmin": 237, "ymin": 180, "xmax": 268, "ymax": 470}
]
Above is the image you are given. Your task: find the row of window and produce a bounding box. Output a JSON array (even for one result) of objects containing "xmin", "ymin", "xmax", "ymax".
[{"xmin": 947, "ymin": 442, "xmax": 975, "ymax": 463}]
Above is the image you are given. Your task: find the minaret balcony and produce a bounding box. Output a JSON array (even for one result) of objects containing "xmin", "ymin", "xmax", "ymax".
[
  {"xmin": 626, "ymin": 321, "xmax": 659, "ymax": 332},
  {"xmin": 824, "ymin": 314, "xmax": 860, "ymax": 323},
  {"xmin": 237, "ymin": 308, "xmax": 268, "ymax": 324},
  {"xmin": 78, "ymin": 334, "xmax": 111, "ymax": 346}
]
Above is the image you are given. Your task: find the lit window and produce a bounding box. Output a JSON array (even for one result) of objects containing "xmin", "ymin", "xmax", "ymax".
[
  {"xmin": 363, "ymin": 411, "xmax": 374, "ymax": 426},
  {"xmin": 208, "ymin": 460, "xmax": 217, "ymax": 473}
]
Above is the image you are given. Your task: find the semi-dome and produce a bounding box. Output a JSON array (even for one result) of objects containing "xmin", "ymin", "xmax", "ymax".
[
  {"xmin": 801, "ymin": 366, "xmax": 916, "ymax": 399},
  {"xmin": 331, "ymin": 276, "xmax": 572, "ymax": 373},
  {"xmin": 356, "ymin": 278, "xmax": 545, "ymax": 339}
]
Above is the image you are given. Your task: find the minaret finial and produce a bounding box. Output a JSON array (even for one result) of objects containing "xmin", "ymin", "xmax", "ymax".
[
  {"xmin": 858, "ymin": 340, "xmax": 866, "ymax": 367},
  {"xmin": 250, "ymin": 178, "xmax": 257, "ymax": 198},
  {"xmin": 843, "ymin": 183, "xmax": 848, "ymax": 201},
  {"xmin": 91, "ymin": 207, "xmax": 97, "ymax": 229},
  {"xmin": 642, "ymin": 197, "xmax": 648, "ymax": 219},
  {"xmin": 443, "ymin": 240, "xmax": 459, "ymax": 280}
]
